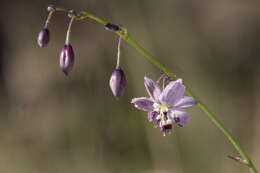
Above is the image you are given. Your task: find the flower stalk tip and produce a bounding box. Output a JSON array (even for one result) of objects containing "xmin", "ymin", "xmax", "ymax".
[
  {"xmin": 228, "ymin": 155, "xmax": 249, "ymax": 165},
  {"xmin": 47, "ymin": 5, "xmax": 56, "ymax": 12}
]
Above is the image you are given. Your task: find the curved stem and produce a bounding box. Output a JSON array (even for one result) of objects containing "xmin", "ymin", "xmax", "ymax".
[
  {"xmin": 116, "ymin": 35, "xmax": 123, "ymax": 68},
  {"xmin": 54, "ymin": 7, "xmax": 257, "ymax": 173},
  {"xmin": 65, "ymin": 17, "xmax": 74, "ymax": 45},
  {"xmin": 44, "ymin": 11, "xmax": 54, "ymax": 28}
]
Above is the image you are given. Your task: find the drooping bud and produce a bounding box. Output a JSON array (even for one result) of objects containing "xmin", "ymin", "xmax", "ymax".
[
  {"xmin": 109, "ymin": 67, "xmax": 126, "ymax": 98},
  {"xmin": 37, "ymin": 28, "xmax": 50, "ymax": 47},
  {"xmin": 59, "ymin": 44, "xmax": 74, "ymax": 76},
  {"xmin": 59, "ymin": 11, "xmax": 76, "ymax": 76},
  {"xmin": 37, "ymin": 5, "xmax": 55, "ymax": 48}
]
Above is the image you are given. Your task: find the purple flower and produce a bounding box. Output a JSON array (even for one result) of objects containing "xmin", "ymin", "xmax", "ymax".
[
  {"xmin": 109, "ymin": 67, "xmax": 126, "ymax": 98},
  {"xmin": 131, "ymin": 77, "xmax": 198, "ymax": 136},
  {"xmin": 60, "ymin": 44, "xmax": 74, "ymax": 76},
  {"xmin": 37, "ymin": 28, "xmax": 49, "ymax": 47}
]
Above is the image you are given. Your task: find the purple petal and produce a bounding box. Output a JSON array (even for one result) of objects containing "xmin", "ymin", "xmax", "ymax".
[
  {"xmin": 171, "ymin": 109, "xmax": 190, "ymax": 126},
  {"xmin": 148, "ymin": 111, "xmax": 159, "ymax": 122},
  {"xmin": 159, "ymin": 79, "xmax": 185, "ymax": 106},
  {"xmin": 131, "ymin": 97, "xmax": 154, "ymax": 111},
  {"xmin": 144, "ymin": 76, "xmax": 162, "ymax": 102},
  {"xmin": 174, "ymin": 96, "xmax": 198, "ymax": 108}
]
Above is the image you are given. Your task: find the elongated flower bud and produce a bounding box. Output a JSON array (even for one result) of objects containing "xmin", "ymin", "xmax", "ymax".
[
  {"xmin": 37, "ymin": 28, "xmax": 49, "ymax": 47},
  {"xmin": 105, "ymin": 23, "xmax": 120, "ymax": 31},
  {"xmin": 60, "ymin": 44, "xmax": 74, "ymax": 76},
  {"xmin": 109, "ymin": 67, "xmax": 126, "ymax": 98}
]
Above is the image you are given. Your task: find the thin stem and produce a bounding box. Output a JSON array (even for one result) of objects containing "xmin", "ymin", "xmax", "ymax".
[
  {"xmin": 116, "ymin": 35, "xmax": 123, "ymax": 69},
  {"xmin": 54, "ymin": 7, "xmax": 258, "ymax": 173},
  {"xmin": 44, "ymin": 11, "xmax": 54, "ymax": 28},
  {"xmin": 65, "ymin": 17, "xmax": 74, "ymax": 45},
  {"xmin": 125, "ymin": 35, "xmax": 258, "ymax": 173}
]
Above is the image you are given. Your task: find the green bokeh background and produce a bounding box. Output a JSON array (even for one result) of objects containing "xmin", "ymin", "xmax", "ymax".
[{"xmin": 0, "ymin": 0, "xmax": 259, "ymax": 172}]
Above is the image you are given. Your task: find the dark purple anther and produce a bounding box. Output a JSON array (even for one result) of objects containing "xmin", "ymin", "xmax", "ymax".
[
  {"xmin": 160, "ymin": 124, "xmax": 172, "ymax": 132},
  {"xmin": 109, "ymin": 67, "xmax": 126, "ymax": 98},
  {"xmin": 174, "ymin": 117, "xmax": 180, "ymax": 123},
  {"xmin": 59, "ymin": 44, "xmax": 74, "ymax": 76},
  {"xmin": 163, "ymin": 124, "xmax": 172, "ymax": 130},
  {"xmin": 37, "ymin": 28, "xmax": 49, "ymax": 47}
]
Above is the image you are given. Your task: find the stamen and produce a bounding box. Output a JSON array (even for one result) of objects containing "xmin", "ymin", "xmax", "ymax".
[
  {"xmin": 174, "ymin": 116, "xmax": 180, "ymax": 123},
  {"xmin": 156, "ymin": 114, "xmax": 161, "ymax": 120}
]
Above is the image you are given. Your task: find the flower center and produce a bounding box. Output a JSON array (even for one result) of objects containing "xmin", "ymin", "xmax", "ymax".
[
  {"xmin": 156, "ymin": 104, "xmax": 172, "ymax": 124},
  {"xmin": 160, "ymin": 104, "xmax": 168, "ymax": 114}
]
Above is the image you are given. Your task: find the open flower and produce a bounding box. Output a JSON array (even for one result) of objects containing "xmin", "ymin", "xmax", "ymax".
[{"xmin": 131, "ymin": 76, "xmax": 198, "ymax": 136}]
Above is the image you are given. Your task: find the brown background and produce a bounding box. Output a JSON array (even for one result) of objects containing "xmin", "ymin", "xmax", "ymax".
[{"xmin": 0, "ymin": 0, "xmax": 259, "ymax": 172}]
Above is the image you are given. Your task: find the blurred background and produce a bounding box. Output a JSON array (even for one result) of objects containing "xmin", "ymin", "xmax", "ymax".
[{"xmin": 0, "ymin": 0, "xmax": 259, "ymax": 172}]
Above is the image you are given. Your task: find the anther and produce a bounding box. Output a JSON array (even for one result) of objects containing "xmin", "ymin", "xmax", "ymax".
[{"xmin": 174, "ymin": 117, "xmax": 180, "ymax": 123}]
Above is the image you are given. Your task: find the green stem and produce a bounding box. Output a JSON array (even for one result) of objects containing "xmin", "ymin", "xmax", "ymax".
[{"xmin": 55, "ymin": 7, "xmax": 257, "ymax": 173}]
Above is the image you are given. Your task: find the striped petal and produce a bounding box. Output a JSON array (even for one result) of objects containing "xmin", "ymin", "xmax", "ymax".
[
  {"xmin": 174, "ymin": 96, "xmax": 198, "ymax": 108},
  {"xmin": 131, "ymin": 97, "xmax": 154, "ymax": 111},
  {"xmin": 159, "ymin": 79, "xmax": 185, "ymax": 106},
  {"xmin": 144, "ymin": 76, "xmax": 162, "ymax": 102}
]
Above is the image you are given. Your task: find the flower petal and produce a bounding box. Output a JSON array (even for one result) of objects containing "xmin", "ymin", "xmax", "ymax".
[
  {"xmin": 147, "ymin": 111, "xmax": 159, "ymax": 122},
  {"xmin": 174, "ymin": 96, "xmax": 198, "ymax": 108},
  {"xmin": 171, "ymin": 109, "xmax": 190, "ymax": 126},
  {"xmin": 131, "ymin": 97, "xmax": 154, "ymax": 111},
  {"xmin": 144, "ymin": 76, "xmax": 162, "ymax": 102},
  {"xmin": 159, "ymin": 79, "xmax": 185, "ymax": 106}
]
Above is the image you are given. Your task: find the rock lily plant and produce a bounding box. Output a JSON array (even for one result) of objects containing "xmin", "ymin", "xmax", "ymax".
[{"xmin": 37, "ymin": 5, "xmax": 258, "ymax": 173}]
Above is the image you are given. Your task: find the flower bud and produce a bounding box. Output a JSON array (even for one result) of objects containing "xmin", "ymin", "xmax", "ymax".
[
  {"xmin": 37, "ymin": 28, "xmax": 49, "ymax": 47},
  {"xmin": 109, "ymin": 67, "xmax": 126, "ymax": 98},
  {"xmin": 59, "ymin": 44, "xmax": 74, "ymax": 76},
  {"xmin": 105, "ymin": 23, "xmax": 120, "ymax": 31}
]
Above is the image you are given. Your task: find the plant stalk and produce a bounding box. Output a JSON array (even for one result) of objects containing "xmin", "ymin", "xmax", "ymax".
[{"xmin": 54, "ymin": 7, "xmax": 257, "ymax": 173}]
